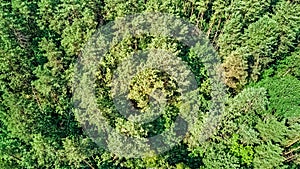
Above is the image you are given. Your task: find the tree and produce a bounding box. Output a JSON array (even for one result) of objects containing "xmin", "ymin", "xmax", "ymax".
[
  {"xmin": 222, "ymin": 50, "xmax": 248, "ymax": 91},
  {"xmin": 253, "ymin": 142, "xmax": 285, "ymax": 169}
]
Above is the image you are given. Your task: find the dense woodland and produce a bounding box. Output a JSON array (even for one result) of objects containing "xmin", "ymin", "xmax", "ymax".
[{"xmin": 0, "ymin": 0, "xmax": 300, "ymax": 168}]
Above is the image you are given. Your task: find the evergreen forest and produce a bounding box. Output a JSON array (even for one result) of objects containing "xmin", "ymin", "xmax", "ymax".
[{"xmin": 0, "ymin": 0, "xmax": 300, "ymax": 168}]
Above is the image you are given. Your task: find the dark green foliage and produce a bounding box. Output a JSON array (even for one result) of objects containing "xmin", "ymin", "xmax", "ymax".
[
  {"xmin": 0, "ymin": 0, "xmax": 299, "ymax": 168},
  {"xmin": 255, "ymin": 76, "xmax": 300, "ymax": 119}
]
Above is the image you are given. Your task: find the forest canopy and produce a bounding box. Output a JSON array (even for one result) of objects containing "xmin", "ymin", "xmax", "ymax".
[{"xmin": 0, "ymin": 0, "xmax": 299, "ymax": 168}]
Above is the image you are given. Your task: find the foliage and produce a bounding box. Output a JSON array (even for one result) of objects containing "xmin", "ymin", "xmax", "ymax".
[{"xmin": 0, "ymin": 0, "xmax": 299, "ymax": 168}]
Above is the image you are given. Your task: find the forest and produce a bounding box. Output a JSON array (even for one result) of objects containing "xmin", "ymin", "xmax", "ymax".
[{"xmin": 0, "ymin": 0, "xmax": 300, "ymax": 168}]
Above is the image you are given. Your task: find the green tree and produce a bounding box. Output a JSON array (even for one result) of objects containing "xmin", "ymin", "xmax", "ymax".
[{"xmin": 253, "ymin": 142, "xmax": 285, "ymax": 169}]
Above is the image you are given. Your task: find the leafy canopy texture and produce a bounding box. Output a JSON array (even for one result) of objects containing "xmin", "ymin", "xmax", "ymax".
[{"xmin": 0, "ymin": 0, "xmax": 299, "ymax": 168}]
